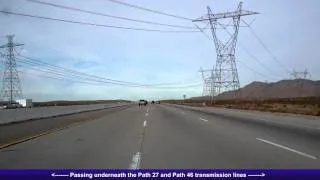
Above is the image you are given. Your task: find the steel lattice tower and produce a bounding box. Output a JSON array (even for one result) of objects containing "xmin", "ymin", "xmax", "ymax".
[
  {"xmin": 194, "ymin": 2, "xmax": 258, "ymax": 97},
  {"xmin": 0, "ymin": 35, "xmax": 24, "ymax": 102},
  {"xmin": 199, "ymin": 68, "xmax": 214, "ymax": 97},
  {"xmin": 290, "ymin": 69, "xmax": 311, "ymax": 80}
]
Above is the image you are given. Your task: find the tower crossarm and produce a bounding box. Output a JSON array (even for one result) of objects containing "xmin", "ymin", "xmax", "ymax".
[{"xmin": 193, "ymin": 10, "xmax": 258, "ymax": 22}]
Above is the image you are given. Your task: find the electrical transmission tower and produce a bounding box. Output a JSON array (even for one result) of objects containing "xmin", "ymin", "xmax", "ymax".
[
  {"xmin": 193, "ymin": 2, "xmax": 258, "ymax": 98},
  {"xmin": 199, "ymin": 68, "xmax": 214, "ymax": 97},
  {"xmin": 0, "ymin": 35, "xmax": 24, "ymax": 103},
  {"xmin": 290, "ymin": 69, "xmax": 311, "ymax": 80}
]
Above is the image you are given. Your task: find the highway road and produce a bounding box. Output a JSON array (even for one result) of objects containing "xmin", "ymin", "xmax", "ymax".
[{"xmin": 0, "ymin": 104, "xmax": 320, "ymax": 168}]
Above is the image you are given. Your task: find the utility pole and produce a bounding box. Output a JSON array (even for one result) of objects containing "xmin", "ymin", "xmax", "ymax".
[
  {"xmin": 193, "ymin": 2, "xmax": 258, "ymax": 99},
  {"xmin": 0, "ymin": 35, "xmax": 24, "ymax": 103}
]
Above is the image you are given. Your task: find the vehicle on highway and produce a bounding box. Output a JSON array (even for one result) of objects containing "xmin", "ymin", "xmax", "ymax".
[
  {"xmin": 4, "ymin": 103, "xmax": 22, "ymax": 109},
  {"xmin": 156, "ymin": 101, "xmax": 161, "ymax": 104},
  {"xmin": 151, "ymin": 101, "xmax": 155, "ymax": 104},
  {"xmin": 15, "ymin": 99, "xmax": 33, "ymax": 108},
  {"xmin": 138, "ymin": 100, "xmax": 148, "ymax": 106}
]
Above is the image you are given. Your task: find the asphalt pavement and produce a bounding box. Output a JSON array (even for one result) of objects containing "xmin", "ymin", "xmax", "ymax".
[{"xmin": 0, "ymin": 104, "xmax": 319, "ymax": 168}]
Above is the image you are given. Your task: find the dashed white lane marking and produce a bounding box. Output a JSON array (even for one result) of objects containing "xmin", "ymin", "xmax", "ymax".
[
  {"xmin": 256, "ymin": 138, "xmax": 317, "ymax": 160},
  {"xmin": 145, "ymin": 113, "xmax": 149, "ymax": 116},
  {"xmin": 180, "ymin": 111, "xmax": 186, "ymax": 115},
  {"xmin": 129, "ymin": 152, "xmax": 141, "ymax": 169},
  {"xmin": 199, "ymin": 117, "xmax": 208, "ymax": 122},
  {"xmin": 143, "ymin": 120, "xmax": 147, "ymax": 127}
]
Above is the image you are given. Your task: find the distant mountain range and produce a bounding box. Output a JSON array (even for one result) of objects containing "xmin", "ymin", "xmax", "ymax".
[{"xmin": 192, "ymin": 79, "xmax": 320, "ymax": 100}]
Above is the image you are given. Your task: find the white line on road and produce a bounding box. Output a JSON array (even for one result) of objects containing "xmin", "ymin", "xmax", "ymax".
[
  {"xmin": 256, "ymin": 138, "xmax": 317, "ymax": 160},
  {"xmin": 143, "ymin": 120, "xmax": 147, "ymax": 127},
  {"xmin": 130, "ymin": 152, "xmax": 141, "ymax": 169},
  {"xmin": 247, "ymin": 173, "xmax": 265, "ymax": 177},
  {"xmin": 51, "ymin": 173, "xmax": 69, "ymax": 177},
  {"xmin": 145, "ymin": 113, "xmax": 149, "ymax": 116},
  {"xmin": 199, "ymin": 117, "xmax": 208, "ymax": 122},
  {"xmin": 180, "ymin": 111, "xmax": 186, "ymax": 115}
]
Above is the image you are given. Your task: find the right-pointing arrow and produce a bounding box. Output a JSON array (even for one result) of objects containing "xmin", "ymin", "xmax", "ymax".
[{"xmin": 248, "ymin": 173, "xmax": 265, "ymax": 177}]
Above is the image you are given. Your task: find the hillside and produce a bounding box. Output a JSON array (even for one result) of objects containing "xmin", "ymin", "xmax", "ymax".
[{"xmin": 193, "ymin": 79, "xmax": 320, "ymax": 100}]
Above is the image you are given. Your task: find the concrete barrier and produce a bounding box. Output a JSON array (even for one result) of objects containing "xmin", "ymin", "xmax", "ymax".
[{"xmin": 0, "ymin": 103, "xmax": 132, "ymax": 125}]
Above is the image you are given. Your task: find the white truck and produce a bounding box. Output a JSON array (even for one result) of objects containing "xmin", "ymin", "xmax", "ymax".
[{"xmin": 15, "ymin": 99, "xmax": 33, "ymax": 108}]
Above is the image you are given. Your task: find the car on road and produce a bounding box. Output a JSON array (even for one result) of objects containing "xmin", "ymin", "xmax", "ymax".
[
  {"xmin": 138, "ymin": 100, "xmax": 148, "ymax": 106},
  {"xmin": 4, "ymin": 103, "xmax": 22, "ymax": 109}
]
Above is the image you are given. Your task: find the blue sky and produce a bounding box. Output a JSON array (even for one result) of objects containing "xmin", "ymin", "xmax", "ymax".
[{"xmin": 0, "ymin": 0, "xmax": 319, "ymax": 101}]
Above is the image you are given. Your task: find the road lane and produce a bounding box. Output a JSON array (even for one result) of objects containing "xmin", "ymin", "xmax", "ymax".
[
  {"xmin": 0, "ymin": 105, "xmax": 131, "ymax": 146},
  {"xmin": 167, "ymin": 105, "xmax": 320, "ymax": 160},
  {"xmin": 141, "ymin": 105, "xmax": 320, "ymax": 168},
  {"xmin": 0, "ymin": 104, "xmax": 319, "ymax": 168},
  {"xmin": 0, "ymin": 106, "xmax": 147, "ymax": 168}
]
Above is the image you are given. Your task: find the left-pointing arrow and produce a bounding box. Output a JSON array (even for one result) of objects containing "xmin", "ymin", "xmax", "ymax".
[{"xmin": 51, "ymin": 173, "xmax": 69, "ymax": 177}]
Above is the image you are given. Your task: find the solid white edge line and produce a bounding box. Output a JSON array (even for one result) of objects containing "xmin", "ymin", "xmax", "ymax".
[
  {"xmin": 199, "ymin": 117, "xmax": 208, "ymax": 122},
  {"xmin": 129, "ymin": 152, "xmax": 141, "ymax": 169},
  {"xmin": 256, "ymin": 138, "xmax": 317, "ymax": 160}
]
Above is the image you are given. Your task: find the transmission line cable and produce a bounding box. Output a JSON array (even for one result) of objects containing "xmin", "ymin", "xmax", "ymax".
[
  {"xmin": 242, "ymin": 21, "xmax": 291, "ymax": 74},
  {"xmin": 104, "ymin": 0, "xmax": 193, "ymax": 21},
  {"xmin": 16, "ymin": 55, "xmax": 201, "ymax": 87},
  {"xmin": 237, "ymin": 60, "xmax": 277, "ymax": 81},
  {"xmin": 0, "ymin": 10, "xmax": 197, "ymax": 33},
  {"xmin": 215, "ymin": 22, "xmax": 282, "ymax": 77},
  {"xmin": 26, "ymin": 0, "xmax": 197, "ymax": 29}
]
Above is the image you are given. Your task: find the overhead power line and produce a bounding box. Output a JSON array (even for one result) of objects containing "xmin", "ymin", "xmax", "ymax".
[
  {"xmin": 104, "ymin": 0, "xmax": 193, "ymax": 21},
  {"xmin": 211, "ymin": 21, "xmax": 281, "ymax": 78},
  {"xmin": 0, "ymin": 10, "xmax": 197, "ymax": 33},
  {"xmin": 246, "ymin": 25, "xmax": 291, "ymax": 74},
  {"xmin": 237, "ymin": 41, "xmax": 280, "ymax": 76},
  {"xmin": 18, "ymin": 63, "xmax": 202, "ymax": 89},
  {"xmin": 26, "ymin": 0, "xmax": 197, "ymax": 29},
  {"xmin": 16, "ymin": 55, "xmax": 201, "ymax": 88},
  {"xmin": 18, "ymin": 69, "xmax": 114, "ymax": 86},
  {"xmin": 16, "ymin": 55, "xmax": 142, "ymax": 86},
  {"xmin": 16, "ymin": 58, "xmax": 134, "ymax": 86},
  {"xmin": 237, "ymin": 60, "xmax": 276, "ymax": 81}
]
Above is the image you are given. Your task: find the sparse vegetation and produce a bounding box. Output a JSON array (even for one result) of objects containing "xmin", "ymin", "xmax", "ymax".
[{"xmin": 163, "ymin": 97, "xmax": 320, "ymax": 116}]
